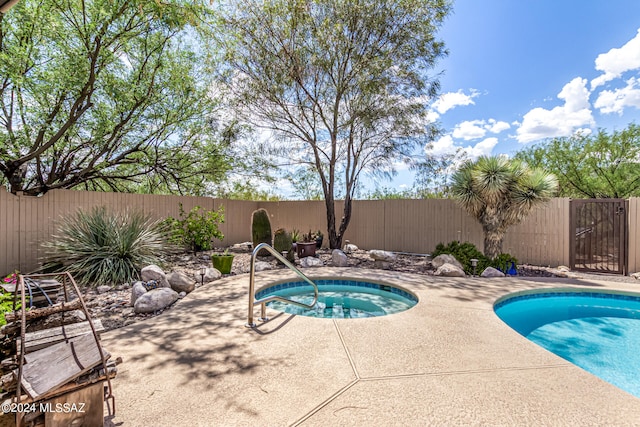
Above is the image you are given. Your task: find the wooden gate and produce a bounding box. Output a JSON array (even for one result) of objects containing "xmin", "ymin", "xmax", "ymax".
[{"xmin": 570, "ymin": 199, "xmax": 628, "ymax": 274}]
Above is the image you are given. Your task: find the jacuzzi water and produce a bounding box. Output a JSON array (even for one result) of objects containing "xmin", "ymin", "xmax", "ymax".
[
  {"xmin": 494, "ymin": 290, "xmax": 640, "ymax": 398},
  {"xmin": 255, "ymin": 279, "xmax": 417, "ymax": 319}
]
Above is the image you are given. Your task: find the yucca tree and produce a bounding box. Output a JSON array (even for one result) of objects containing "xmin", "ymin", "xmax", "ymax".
[{"xmin": 451, "ymin": 156, "xmax": 558, "ymax": 259}]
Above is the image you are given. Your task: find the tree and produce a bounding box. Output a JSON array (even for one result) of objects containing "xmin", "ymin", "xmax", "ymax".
[
  {"xmin": 451, "ymin": 156, "xmax": 558, "ymax": 258},
  {"xmin": 514, "ymin": 124, "xmax": 640, "ymax": 198},
  {"xmin": 0, "ymin": 0, "xmax": 231, "ymax": 196},
  {"xmin": 219, "ymin": 0, "xmax": 449, "ymax": 248}
]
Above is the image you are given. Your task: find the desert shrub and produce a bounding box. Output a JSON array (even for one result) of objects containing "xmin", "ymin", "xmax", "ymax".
[
  {"xmin": 44, "ymin": 207, "xmax": 170, "ymax": 286},
  {"xmin": 432, "ymin": 241, "xmax": 490, "ymax": 274},
  {"xmin": 490, "ymin": 253, "xmax": 519, "ymax": 274},
  {"xmin": 432, "ymin": 241, "xmax": 518, "ymax": 275},
  {"xmin": 164, "ymin": 204, "xmax": 225, "ymax": 253}
]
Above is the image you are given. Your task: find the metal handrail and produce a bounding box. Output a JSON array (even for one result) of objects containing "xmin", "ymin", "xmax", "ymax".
[{"xmin": 246, "ymin": 243, "xmax": 319, "ymax": 328}]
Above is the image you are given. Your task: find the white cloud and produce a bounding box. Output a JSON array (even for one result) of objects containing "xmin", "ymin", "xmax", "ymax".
[
  {"xmin": 452, "ymin": 119, "xmax": 510, "ymax": 140},
  {"xmin": 594, "ymin": 77, "xmax": 640, "ymax": 115},
  {"xmin": 516, "ymin": 77, "xmax": 594, "ymax": 143},
  {"xmin": 486, "ymin": 119, "xmax": 510, "ymax": 134},
  {"xmin": 432, "ymin": 89, "xmax": 480, "ymax": 114},
  {"xmin": 425, "ymin": 136, "xmax": 498, "ymax": 160},
  {"xmin": 591, "ymin": 28, "xmax": 640, "ymax": 89},
  {"xmin": 452, "ymin": 120, "xmax": 486, "ymax": 140}
]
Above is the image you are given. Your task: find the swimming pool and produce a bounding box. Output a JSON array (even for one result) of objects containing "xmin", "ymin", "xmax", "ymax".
[
  {"xmin": 255, "ymin": 279, "xmax": 418, "ymax": 319},
  {"xmin": 495, "ymin": 289, "xmax": 640, "ymax": 398}
]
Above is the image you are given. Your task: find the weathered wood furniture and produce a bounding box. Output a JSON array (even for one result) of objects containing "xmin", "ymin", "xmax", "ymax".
[{"xmin": 0, "ymin": 272, "xmax": 116, "ymax": 427}]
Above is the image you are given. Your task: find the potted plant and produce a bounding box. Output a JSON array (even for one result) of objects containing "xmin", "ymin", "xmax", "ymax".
[
  {"xmin": 296, "ymin": 230, "xmax": 317, "ymax": 258},
  {"xmin": 211, "ymin": 250, "xmax": 234, "ymax": 274}
]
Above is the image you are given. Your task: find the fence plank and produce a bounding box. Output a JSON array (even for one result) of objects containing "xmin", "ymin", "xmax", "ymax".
[{"xmin": 0, "ymin": 188, "xmax": 604, "ymax": 275}]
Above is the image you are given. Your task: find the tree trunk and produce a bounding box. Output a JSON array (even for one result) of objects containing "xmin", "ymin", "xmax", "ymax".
[
  {"xmin": 325, "ymin": 197, "xmax": 339, "ymax": 250},
  {"xmin": 483, "ymin": 228, "xmax": 505, "ymax": 259}
]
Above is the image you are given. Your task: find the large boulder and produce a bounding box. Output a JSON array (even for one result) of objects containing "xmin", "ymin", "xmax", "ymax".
[
  {"xmin": 134, "ymin": 288, "xmax": 179, "ymax": 314},
  {"xmin": 332, "ymin": 249, "xmax": 348, "ymax": 267},
  {"xmin": 168, "ymin": 271, "xmax": 195, "ymax": 294},
  {"xmin": 431, "ymin": 254, "xmax": 464, "ymax": 271},
  {"xmin": 131, "ymin": 281, "xmax": 148, "ymax": 306},
  {"xmin": 300, "ymin": 257, "xmax": 323, "ymax": 268},
  {"xmin": 434, "ymin": 263, "xmax": 466, "ymax": 277},
  {"xmin": 140, "ymin": 265, "xmax": 170, "ymax": 288},
  {"xmin": 480, "ymin": 267, "xmax": 505, "ymax": 278},
  {"xmin": 369, "ymin": 250, "xmax": 396, "ymax": 262}
]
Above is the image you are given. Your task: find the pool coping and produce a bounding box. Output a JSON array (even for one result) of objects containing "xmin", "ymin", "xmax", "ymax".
[{"xmin": 101, "ymin": 267, "xmax": 640, "ymax": 425}]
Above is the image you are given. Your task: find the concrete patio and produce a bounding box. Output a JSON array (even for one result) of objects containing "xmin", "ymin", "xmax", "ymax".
[{"xmin": 101, "ymin": 268, "xmax": 640, "ymax": 426}]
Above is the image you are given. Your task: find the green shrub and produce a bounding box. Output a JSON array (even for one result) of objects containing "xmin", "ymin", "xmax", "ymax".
[
  {"xmin": 431, "ymin": 241, "xmax": 518, "ymax": 275},
  {"xmin": 44, "ymin": 207, "xmax": 170, "ymax": 287},
  {"xmin": 491, "ymin": 253, "xmax": 519, "ymax": 274},
  {"xmin": 1, "ymin": 272, "xmax": 21, "ymax": 326},
  {"xmin": 432, "ymin": 241, "xmax": 490, "ymax": 275},
  {"xmin": 165, "ymin": 204, "xmax": 225, "ymax": 253}
]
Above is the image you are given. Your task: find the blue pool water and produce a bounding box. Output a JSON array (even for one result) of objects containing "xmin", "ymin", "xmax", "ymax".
[
  {"xmin": 495, "ymin": 290, "xmax": 640, "ymax": 398},
  {"xmin": 256, "ymin": 279, "xmax": 417, "ymax": 319}
]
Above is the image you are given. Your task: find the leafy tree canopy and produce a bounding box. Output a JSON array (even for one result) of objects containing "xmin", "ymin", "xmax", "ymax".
[
  {"xmin": 218, "ymin": 0, "xmax": 450, "ymax": 248},
  {"xmin": 515, "ymin": 123, "xmax": 640, "ymax": 199},
  {"xmin": 0, "ymin": 0, "xmax": 235, "ymax": 196}
]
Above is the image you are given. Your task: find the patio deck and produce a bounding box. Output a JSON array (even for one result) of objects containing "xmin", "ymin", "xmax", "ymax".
[{"xmin": 102, "ymin": 268, "xmax": 640, "ymax": 426}]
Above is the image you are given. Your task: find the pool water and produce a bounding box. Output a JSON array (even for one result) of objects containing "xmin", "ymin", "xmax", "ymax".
[
  {"xmin": 495, "ymin": 291, "xmax": 640, "ymax": 398},
  {"xmin": 256, "ymin": 280, "xmax": 417, "ymax": 319}
]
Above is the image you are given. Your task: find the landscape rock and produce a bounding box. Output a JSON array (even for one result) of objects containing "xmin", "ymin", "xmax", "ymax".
[
  {"xmin": 434, "ymin": 263, "xmax": 466, "ymax": 277},
  {"xmin": 481, "ymin": 267, "xmax": 505, "ymax": 278},
  {"xmin": 229, "ymin": 242, "xmax": 253, "ymax": 253},
  {"xmin": 96, "ymin": 285, "xmax": 112, "ymax": 294},
  {"xmin": 343, "ymin": 241, "xmax": 359, "ymax": 254},
  {"xmin": 254, "ymin": 261, "xmax": 272, "ymax": 272},
  {"xmin": 632, "ymin": 272, "xmax": 640, "ymax": 280},
  {"xmin": 556, "ymin": 265, "xmax": 571, "ymax": 272},
  {"xmin": 134, "ymin": 288, "xmax": 179, "ymax": 313},
  {"xmin": 140, "ymin": 265, "xmax": 170, "ymax": 288},
  {"xmin": 431, "ymin": 254, "xmax": 464, "ymax": 271},
  {"xmin": 369, "ymin": 250, "xmax": 396, "ymax": 262},
  {"xmin": 300, "ymin": 257, "xmax": 324, "ymax": 267},
  {"xmin": 178, "ymin": 291, "xmax": 187, "ymax": 298},
  {"xmin": 374, "ymin": 260, "xmax": 391, "ymax": 270},
  {"xmin": 130, "ymin": 281, "xmax": 148, "ymax": 306},
  {"xmin": 194, "ymin": 267, "xmax": 222, "ymax": 283},
  {"xmin": 332, "ymin": 249, "xmax": 348, "ymax": 267},
  {"xmin": 168, "ymin": 271, "xmax": 195, "ymax": 294}
]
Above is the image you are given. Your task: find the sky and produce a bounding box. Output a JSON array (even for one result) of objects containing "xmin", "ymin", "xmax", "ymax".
[{"xmin": 380, "ymin": 0, "xmax": 640, "ymax": 193}]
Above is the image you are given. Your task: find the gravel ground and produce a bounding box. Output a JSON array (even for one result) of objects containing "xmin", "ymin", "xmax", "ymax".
[{"xmin": 80, "ymin": 248, "xmax": 639, "ymax": 331}]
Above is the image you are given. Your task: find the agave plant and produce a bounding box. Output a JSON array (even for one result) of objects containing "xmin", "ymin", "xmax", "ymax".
[
  {"xmin": 450, "ymin": 156, "xmax": 558, "ymax": 258},
  {"xmin": 44, "ymin": 206, "xmax": 170, "ymax": 286}
]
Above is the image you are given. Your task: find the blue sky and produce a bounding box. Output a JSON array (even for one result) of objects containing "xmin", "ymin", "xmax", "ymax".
[{"xmin": 381, "ymin": 0, "xmax": 640, "ymax": 192}]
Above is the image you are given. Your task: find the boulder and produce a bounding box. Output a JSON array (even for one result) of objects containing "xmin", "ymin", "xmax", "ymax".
[
  {"xmin": 134, "ymin": 288, "xmax": 179, "ymax": 314},
  {"xmin": 300, "ymin": 257, "xmax": 323, "ymax": 267},
  {"xmin": 194, "ymin": 267, "xmax": 222, "ymax": 283},
  {"xmin": 254, "ymin": 261, "xmax": 272, "ymax": 272},
  {"xmin": 434, "ymin": 263, "xmax": 466, "ymax": 277},
  {"xmin": 374, "ymin": 260, "xmax": 391, "ymax": 270},
  {"xmin": 168, "ymin": 271, "xmax": 195, "ymax": 293},
  {"xmin": 96, "ymin": 285, "xmax": 111, "ymax": 294},
  {"xmin": 431, "ymin": 254, "xmax": 464, "ymax": 271},
  {"xmin": 369, "ymin": 250, "xmax": 396, "ymax": 262},
  {"xmin": 343, "ymin": 240, "xmax": 359, "ymax": 254},
  {"xmin": 332, "ymin": 249, "xmax": 348, "ymax": 267},
  {"xmin": 140, "ymin": 265, "xmax": 170, "ymax": 288},
  {"xmin": 480, "ymin": 267, "xmax": 505, "ymax": 278},
  {"xmin": 229, "ymin": 242, "xmax": 253, "ymax": 253},
  {"xmin": 632, "ymin": 272, "xmax": 640, "ymax": 280},
  {"xmin": 131, "ymin": 281, "xmax": 148, "ymax": 306}
]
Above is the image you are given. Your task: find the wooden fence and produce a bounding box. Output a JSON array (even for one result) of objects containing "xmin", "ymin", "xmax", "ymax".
[{"xmin": 0, "ymin": 188, "xmax": 637, "ymax": 275}]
